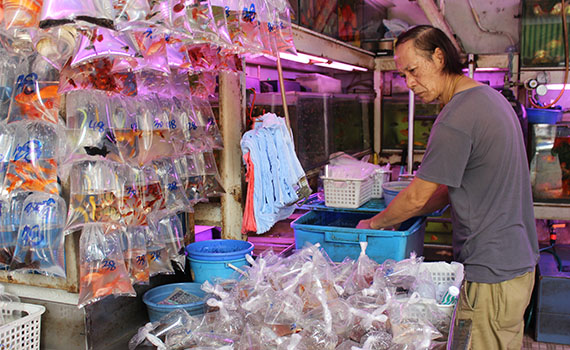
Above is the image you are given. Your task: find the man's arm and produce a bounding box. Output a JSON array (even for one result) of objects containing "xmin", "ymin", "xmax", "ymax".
[{"xmin": 356, "ymin": 177, "xmax": 449, "ymax": 229}]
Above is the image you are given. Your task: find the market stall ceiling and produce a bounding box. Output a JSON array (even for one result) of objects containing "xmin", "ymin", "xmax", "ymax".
[{"xmin": 380, "ymin": 0, "xmax": 520, "ymax": 54}]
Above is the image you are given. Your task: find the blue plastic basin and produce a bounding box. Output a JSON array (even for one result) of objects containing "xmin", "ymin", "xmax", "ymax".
[{"xmin": 142, "ymin": 282, "xmax": 206, "ymax": 322}]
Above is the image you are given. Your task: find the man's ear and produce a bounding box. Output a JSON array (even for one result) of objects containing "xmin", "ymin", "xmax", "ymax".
[{"xmin": 432, "ymin": 47, "xmax": 445, "ymax": 69}]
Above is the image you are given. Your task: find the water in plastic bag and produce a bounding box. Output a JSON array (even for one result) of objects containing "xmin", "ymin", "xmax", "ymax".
[
  {"xmin": 78, "ymin": 223, "xmax": 136, "ymax": 308},
  {"xmin": 10, "ymin": 192, "xmax": 67, "ymax": 277}
]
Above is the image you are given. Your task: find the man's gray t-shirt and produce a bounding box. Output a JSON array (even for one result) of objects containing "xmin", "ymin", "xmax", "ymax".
[{"xmin": 416, "ymin": 85, "xmax": 539, "ymax": 283}]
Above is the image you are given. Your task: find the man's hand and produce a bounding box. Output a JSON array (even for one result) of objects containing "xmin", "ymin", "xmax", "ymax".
[{"xmin": 356, "ymin": 218, "xmax": 373, "ymax": 230}]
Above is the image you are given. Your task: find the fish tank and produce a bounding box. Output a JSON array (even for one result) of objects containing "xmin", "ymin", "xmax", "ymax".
[
  {"xmin": 381, "ymin": 97, "xmax": 441, "ymax": 151},
  {"xmin": 252, "ymin": 92, "xmax": 373, "ymax": 171},
  {"xmin": 521, "ymin": 0, "xmax": 570, "ymax": 67},
  {"xmin": 529, "ymin": 123, "xmax": 570, "ymax": 202}
]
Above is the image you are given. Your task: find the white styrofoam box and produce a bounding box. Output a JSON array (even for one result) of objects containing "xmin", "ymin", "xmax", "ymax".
[{"xmin": 295, "ymin": 73, "xmax": 342, "ymax": 93}]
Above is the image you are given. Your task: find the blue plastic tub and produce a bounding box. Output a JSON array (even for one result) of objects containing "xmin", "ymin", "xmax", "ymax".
[
  {"xmin": 527, "ymin": 108, "xmax": 562, "ymax": 124},
  {"xmin": 291, "ymin": 210, "xmax": 425, "ymax": 263},
  {"xmin": 186, "ymin": 239, "xmax": 254, "ymax": 283},
  {"xmin": 142, "ymin": 282, "xmax": 206, "ymax": 322},
  {"xmin": 382, "ymin": 181, "xmax": 412, "ymax": 206}
]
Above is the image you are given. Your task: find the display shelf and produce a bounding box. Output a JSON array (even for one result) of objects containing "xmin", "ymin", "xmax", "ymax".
[
  {"xmin": 291, "ymin": 24, "xmax": 376, "ymax": 70},
  {"xmin": 534, "ymin": 202, "xmax": 570, "ymax": 220},
  {"xmin": 375, "ymin": 53, "xmax": 518, "ymax": 72}
]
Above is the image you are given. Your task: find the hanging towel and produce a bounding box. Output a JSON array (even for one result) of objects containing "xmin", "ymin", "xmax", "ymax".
[{"xmin": 240, "ymin": 113, "xmax": 310, "ymax": 234}]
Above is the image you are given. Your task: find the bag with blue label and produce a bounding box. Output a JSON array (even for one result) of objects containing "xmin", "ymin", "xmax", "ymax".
[
  {"xmin": 144, "ymin": 223, "xmax": 174, "ymax": 277},
  {"xmin": 2, "ymin": 120, "xmax": 62, "ymax": 196},
  {"xmin": 64, "ymin": 90, "xmax": 123, "ymax": 164},
  {"xmin": 143, "ymin": 157, "xmax": 190, "ymax": 213},
  {"xmin": 64, "ymin": 159, "xmax": 126, "ymax": 232},
  {"xmin": 78, "ymin": 223, "xmax": 136, "ymax": 308},
  {"xmin": 7, "ymin": 53, "xmax": 62, "ymax": 124},
  {"xmin": 9, "ymin": 192, "xmax": 67, "ymax": 277},
  {"xmin": 122, "ymin": 225, "xmax": 149, "ymax": 285}
]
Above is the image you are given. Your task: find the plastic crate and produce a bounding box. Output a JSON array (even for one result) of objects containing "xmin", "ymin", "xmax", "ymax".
[
  {"xmin": 419, "ymin": 262, "xmax": 464, "ymax": 317},
  {"xmin": 322, "ymin": 175, "xmax": 374, "ymax": 209},
  {"xmin": 371, "ymin": 170, "xmax": 391, "ymax": 198},
  {"xmin": 291, "ymin": 210, "xmax": 425, "ymax": 263},
  {"xmin": 0, "ymin": 302, "xmax": 45, "ymax": 350}
]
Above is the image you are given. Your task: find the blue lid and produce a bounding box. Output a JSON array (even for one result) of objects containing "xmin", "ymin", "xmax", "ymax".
[{"xmin": 527, "ymin": 108, "xmax": 562, "ymax": 124}]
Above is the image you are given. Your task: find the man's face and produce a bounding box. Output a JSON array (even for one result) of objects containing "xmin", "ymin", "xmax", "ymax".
[{"xmin": 395, "ymin": 41, "xmax": 444, "ymax": 103}]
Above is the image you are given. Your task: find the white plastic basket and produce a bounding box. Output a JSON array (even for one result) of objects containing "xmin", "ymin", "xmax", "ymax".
[
  {"xmin": 371, "ymin": 170, "xmax": 391, "ymax": 198},
  {"xmin": 419, "ymin": 262, "xmax": 464, "ymax": 317},
  {"xmin": 322, "ymin": 175, "xmax": 374, "ymax": 208},
  {"xmin": 0, "ymin": 302, "xmax": 46, "ymax": 350}
]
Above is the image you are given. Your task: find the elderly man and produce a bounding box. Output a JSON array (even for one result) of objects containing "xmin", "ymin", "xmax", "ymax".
[{"xmin": 357, "ymin": 25, "xmax": 539, "ymax": 349}]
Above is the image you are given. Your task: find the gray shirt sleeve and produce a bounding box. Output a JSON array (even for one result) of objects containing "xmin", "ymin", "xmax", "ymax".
[{"xmin": 416, "ymin": 122, "xmax": 472, "ymax": 188}]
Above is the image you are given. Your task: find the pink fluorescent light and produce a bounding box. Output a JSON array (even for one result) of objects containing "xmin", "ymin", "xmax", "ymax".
[
  {"xmin": 279, "ymin": 52, "xmax": 367, "ymax": 72},
  {"xmin": 315, "ymin": 61, "xmax": 368, "ymax": 72},
  {"xmin": 279, "ymin": 52, "xmax": 328, "ymax": 64},
  {"xmin": 461, "ymin": 67, "xmax": 504, "ymax": 72},
  {"xmin": 545, "ymin": 84, "xmax": 570, "ymax": 90}
]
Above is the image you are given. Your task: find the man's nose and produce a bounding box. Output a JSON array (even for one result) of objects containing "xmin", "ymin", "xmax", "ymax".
[{"xmin": 405, "ymin": 76, "xmax": 416, "ymax": 90}]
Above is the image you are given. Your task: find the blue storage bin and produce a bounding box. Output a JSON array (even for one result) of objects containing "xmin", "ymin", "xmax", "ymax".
[
  {"xmin": 186, "ymin": 239, "xmax": 254, "ymax": 283},
  {"xmin": 527, "ymin": 108, "xmax": 562, "ymax": 124},
  {"xmin": 382, "ymin": 181, "xmax": 412, "ymax": 206},
  {"xmin": 142, "ymin": 282, "xmax": 206, "ymax": 322},
  {"xmin": 291, "ymin": 210, "xmax": 425, "ymax": 263}
]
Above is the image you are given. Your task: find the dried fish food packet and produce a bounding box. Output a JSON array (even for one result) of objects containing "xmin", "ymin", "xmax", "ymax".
[
  {"xmin": 9, "ymin": 192, "xmax": 67, "ymax": 278},
  {"xmin": 78, "ymin": 223, "xmax": 136, "ymax": 308},
  {"xmin": 2, "ymin": 120, "xmax": 61, "ymax": 196},
  {"xmin": 65, "ymin": 159, "xmax": 124, "ymax": 232}
]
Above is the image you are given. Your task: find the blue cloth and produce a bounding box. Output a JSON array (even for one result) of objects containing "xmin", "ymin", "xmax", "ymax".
[{"xmin": 240, "ymin": 113, "xmax": 306, "ymax": 234}]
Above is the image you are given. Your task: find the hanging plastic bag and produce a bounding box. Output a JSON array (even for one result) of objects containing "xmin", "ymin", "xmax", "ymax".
[
  {"xmin": 165, "ymin": 34, "xmax": 192, "ymax": 72},
  {"xmin": 186, "ymin": 43, "xmax": 223, "ymax": 73},
  {"xmin": 138, "ymin": 164, "xmax": 165, "ymax": 218},
  {"xmin": 148, "ymin": 211, "xmax": 185, "ymax": 270},
  {"xmin": 65, "ymin": 159, "xmax": 124, "ymax": 232},
  {"xmin": 78, "ymin": 223, "xmax": 136, "ymax": 307},
  {"xmin": 70, "ymin": 28, "xmax": 139, "ymax": 67},
  {"xmin": 188, "ymin": 71, "xmax": 218, "ymax": 99},
  {"xmin": 114, "ymin": 0, "xmax": 151, "ymax": 30},
  {"xmin": 181, "ymin": 154, "xmax": 206, "ymax": 204},
  {"xmin": 237, "ymin": 0, "xmax": 266, "ymax": 55},
  {"xmin": 265, "ymin": 0, "xmax": 296, "ymax": 55},
  {"xmin": 130, "ymin": 28, "xmax": 170, "ymax": 74},
  {"xmin": 38, "ymin": 0, "xmax": 115, "ymax": 29},
  {"xmin": 136, "ymin": 96, "xmax": 175, "ymax": 165},
  {"xmin": 145, "ymin": 223, "xmax": 174, "ymax": 276},
  {"xmin": 3, "ymin": 121, "xmax": 61, "ymax": 196},
  {"xmin": 182, "ymin": 0, "xmax": 222, "ymax": 45},
  {"xmin": 9, "ymin": 192, "xmax": 67, "ymax": 277},
  {"xmin": 3, "ymin": 0, "xmax": 43, "ymax": 29},
  {"xmin": 174, "ymin": 95, "xmax": 208, "ymax": 153},
  {"xmin": 0, "ymin": 48, "xmax": 22, "ymax": 122},
  {"xmin": 122, "ymin": 225, "xmax": 149, "ymax": 285},
  {"xmin": 202, "ymin": 151, "xmax": 224, "ymax": 197},
  {"xmin": 144, "ymin": 157, "xmax": 190, "ymax": 213},
  {"xmin": 64, "ymin": 90, "xmax": 123, "ymax": 163},
  {"xmin": 0, "ymin": 122, "xmax": 16, "ymax": 189},
  {"xmin": 7, "ymin": 53, "xmax": 61, "ymax": 124},
  {"xmin": 59, "ymin": 57, "xmax": 138, "ymax": 96},
  {"xmin": 192, "ymin": 96, "xmax": 223, "ymax": 150},
  {"xmin": 106, "ymin": 92, "xmax": 140, "ymax": 165},
  {"xmin": 33, "ymin": 25, "xmax": 79, "ymax": 70},
  {"xmin": 120, "ymin": 166, "xmax": 146, "ymax": 226},
  {"xmin": 0, "ymin": 198, "xmax": 15, "ymax": 270}
]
